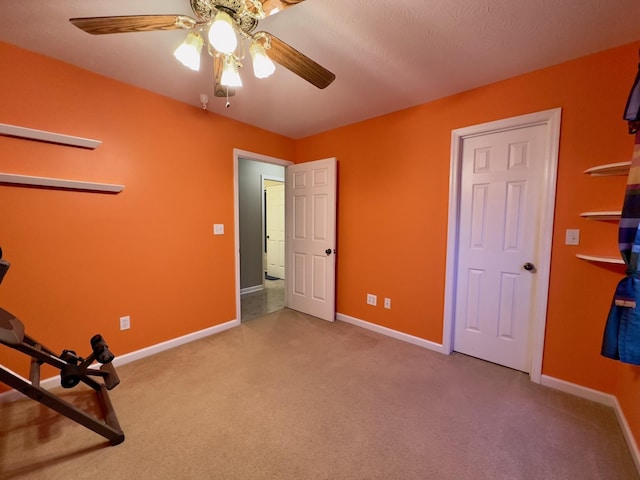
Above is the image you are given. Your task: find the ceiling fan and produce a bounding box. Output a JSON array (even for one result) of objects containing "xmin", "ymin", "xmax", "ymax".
[{"xmin": 69, "ymin": 0, "xmax": 335, "ymax": 100}]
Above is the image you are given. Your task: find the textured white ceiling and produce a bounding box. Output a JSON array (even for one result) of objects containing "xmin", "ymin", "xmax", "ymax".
[{"xmin": 1, "ymin": 0, "xmax": 640, "ymax": 138}]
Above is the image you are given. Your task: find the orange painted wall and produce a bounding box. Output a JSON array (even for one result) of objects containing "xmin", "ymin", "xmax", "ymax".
[
  {"xmin": 296, "ymin": 42, "xmax": 640, "ymax": 446},
  {"xmin": 0, "ymin": 42, "xmax": 294, "ymax": 380},
  {"xmin": 1, "ymin": 38, "xmax": 639, "ymax": 451}
]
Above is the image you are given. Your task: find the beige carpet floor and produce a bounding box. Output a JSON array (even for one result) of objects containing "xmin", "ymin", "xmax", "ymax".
[{"xmin": 0, "ymin": 308, "xmax": 638, "ymax": 480}]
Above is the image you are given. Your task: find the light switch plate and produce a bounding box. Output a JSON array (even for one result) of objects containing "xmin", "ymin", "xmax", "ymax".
[
  {"xmin": 565, "ymin": 229, "xmax": 580, "ymax": 246},
  {"xmin": 119, "ymin": 315, "xmax": 130, "ymax": 331},
  {"xmin": 213, "ymin": 224, "xmax": 224, "ymax": 235}
]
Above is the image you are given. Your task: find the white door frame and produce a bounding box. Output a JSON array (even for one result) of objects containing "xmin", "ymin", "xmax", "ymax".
[
  {"xmin": 442, "ymin": 108, "xmax": 561, "ymax": 383},
  {"xmin": 233, "ymin": 149, "xmax": 293, "ymax": 322}
]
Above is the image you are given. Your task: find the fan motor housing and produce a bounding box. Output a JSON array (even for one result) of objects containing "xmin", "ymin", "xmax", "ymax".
[{"xmin": 190, "ymin": 0, "xmax": 259, "ymax": 33}]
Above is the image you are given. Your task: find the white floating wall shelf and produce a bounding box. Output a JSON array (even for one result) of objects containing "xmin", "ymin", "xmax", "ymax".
[
  {"xmin": 576, "ymin": 254, "xmax": 624, "ymax": 265},
  {"xmin": 583, "ymin": 161, "xmax": 631, "ymax": 176},
  {"xmin": 0, "ymin": 173, "xmax": 123, "ymax": 193},
  {"xmin": 0, "ymin": 123, "xmax": 101, "ymax": 149},
  {"xmin": 579, "ymin": 211, "xmax": 622, "ymax": 220}
]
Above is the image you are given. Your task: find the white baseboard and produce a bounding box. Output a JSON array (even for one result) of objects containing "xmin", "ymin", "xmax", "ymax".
[
  {"xmin": 540, "ymin": 374, "xmax": 616, "ymax": 406},
  {"xmin": 110, "ymin": 318, "xmax": 239, "ymax": 367},
  {"xmin": 240, "ymin": 285, "xmax": 263, "ymax": 295},
  {"xmin": 336, "ymin": 312, "xmax": 446, "ymax": 354},
  {"xmin": 541, "ymin": 375, "xmax": 640, "ymax": 474},
  {"xmin": 0, "ymin": 318, "xmax": 239, "ymax": 404}
]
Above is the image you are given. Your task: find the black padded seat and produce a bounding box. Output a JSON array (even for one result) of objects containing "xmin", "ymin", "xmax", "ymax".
[{"xmin": 0, "ymin": 307, "xmax": 24, "ymax": 346}]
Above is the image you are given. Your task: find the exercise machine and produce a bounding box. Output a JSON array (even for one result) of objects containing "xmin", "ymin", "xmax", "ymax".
[{"xmin": 0, "ymin": 248, "xmax": 125, "ymax": 445}]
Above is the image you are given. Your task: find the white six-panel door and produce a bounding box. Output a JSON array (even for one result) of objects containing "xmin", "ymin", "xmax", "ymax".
[
  {"xmin": 266, "ymin": 182, "xmax": 285, "ymax": 279},
  {"xmin": 286, "ymin": 158, "xmax": 337, "ymax": 322},
  {"xmin": 453, "ymin": 124, "xmax": 548, "ymax": 372}
]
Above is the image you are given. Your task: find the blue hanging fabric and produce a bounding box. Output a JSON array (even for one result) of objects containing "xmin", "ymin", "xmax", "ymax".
[{"xmin": 601, "ymin": 56, "xmax": 640, "ymax": 365}]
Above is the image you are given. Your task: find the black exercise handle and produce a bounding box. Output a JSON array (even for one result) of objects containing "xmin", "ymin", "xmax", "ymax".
[{"xmin": 91, "ymin": 334, "xmax": 115, "ymax": 364}]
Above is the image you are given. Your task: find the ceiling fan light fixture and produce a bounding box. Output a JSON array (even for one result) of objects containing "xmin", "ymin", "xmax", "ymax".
[
  {"xmin": 250, "ymin": 41, "xmax": 276, "ymax": 79},
  {"xmin": 67, "ymin": 3, "xmax": 336, "ymax": 102},
  {"xmin": 221, "ymin": 55, "xmax": 243, "ymax": 87},
  {"xmin": 173, "ymin": 32, "xmax": 204, "ymax": 71},
  {"xmin": 208, "ymin": 10, "xmax": 238, "ymax": 55}
]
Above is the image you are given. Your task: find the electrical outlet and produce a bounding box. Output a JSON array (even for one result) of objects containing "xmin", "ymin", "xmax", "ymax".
[
  {"xmin": 366, "ymin": 294, "xmax": 377, "ymax": 306},
  {"xmin": 119, "ymin": 315, "xmax": 131, "ymax": 331},
  {"xmin": 384, "ymin": 298, "xmax": 391, "ymax": 309},
  {"xmin": 565, "ymin": 229, "xmax": 580, "ymax": 246}
]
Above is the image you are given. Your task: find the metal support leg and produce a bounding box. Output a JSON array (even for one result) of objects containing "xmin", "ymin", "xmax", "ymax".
[{"xmin": 0, "ymin": 366, "xmax": 125, "ymax": 445}]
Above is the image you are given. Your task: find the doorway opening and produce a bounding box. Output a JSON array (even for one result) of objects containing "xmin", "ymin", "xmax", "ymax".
[{"xmin": 234, "ymin": 150, "xmax": 292, "ymax": 322}]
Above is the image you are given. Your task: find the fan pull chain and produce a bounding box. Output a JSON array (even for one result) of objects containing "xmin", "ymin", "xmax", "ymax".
[{"xmin": 226, "ymin": 87, "xmax": 231, "ymax": 108}]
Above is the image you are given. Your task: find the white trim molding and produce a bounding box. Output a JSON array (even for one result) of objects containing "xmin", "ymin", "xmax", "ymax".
[
  {"xmin": 241, "ymin": 285, "xmax": 263, "ymax": 295},
  {"xmin": 336, "ymin": 313, "xmax": 446, "ymax": 354},
  {"xmin": 443, "ymin": 108, "xmax": 561, "ymax": 383},
  {"xmin": 0, "ymin": 319, "xmax": 239, "ymax": 404},
  {"xmin": 541, "ymin": 375, "xmax": 640, "ymax": 474},
  {"xmin": 111, "ymin": 319, "xmax": 239, "ymax": 367}
]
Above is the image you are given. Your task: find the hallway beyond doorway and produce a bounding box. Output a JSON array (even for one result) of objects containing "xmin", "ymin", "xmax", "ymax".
[{"xmin": 241, "ymin": 278, "xmax": 284, "ymax": 321}]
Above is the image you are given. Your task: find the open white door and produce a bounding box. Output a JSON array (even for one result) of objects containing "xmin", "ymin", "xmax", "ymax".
[{"xmin": 286, "ymin": 158, "xmax": 337, "ymax": 322}]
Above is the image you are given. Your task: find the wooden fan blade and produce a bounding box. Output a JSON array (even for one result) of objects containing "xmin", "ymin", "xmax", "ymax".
[
  {"xmin": 260, "ymin": 0, "xmax": 306, "ymax": 17},
  {"xmin": 213, "ymin": 56, "xmax": 236, "ymax": 98},
  {"xmin": 258, "ymin": 32, "xmax": 335, "ymax": 89},
  {"xmin": 69, "ymin": 15, "xmax": 197, "ymax": 35}
]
